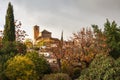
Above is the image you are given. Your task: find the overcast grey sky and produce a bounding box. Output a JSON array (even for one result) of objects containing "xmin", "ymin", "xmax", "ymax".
[{"xmin": 0, "ymin": 0, "xmax": 120, "ymax": 40}]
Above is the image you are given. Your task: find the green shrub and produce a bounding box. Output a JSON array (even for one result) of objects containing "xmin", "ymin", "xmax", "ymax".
[
  {"xmin": 42, "ymin": 73, "xmax": 72, "ymax": 80},
  {"xmin": 5, "ymin": 55, "xmax": 38, "ymax": 80},
  {"xmin": 103, "ymin": 57, "xmax": 120, "ymax": 80},
  {"xmin": 26, "ymin": 52, "xmax": 51, "ymax": 79},
  {"xmin": 79, "ymin": 54, "xmax": 120, "ymax": 80},
  {"xmin": 0, "ymin": 53, "xmax": 15, "ymax": 80}
]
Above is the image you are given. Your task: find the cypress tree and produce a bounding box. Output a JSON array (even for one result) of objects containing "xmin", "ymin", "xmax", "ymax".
[{"xmin": 3, "ymin": 2, "xmax": 15, "ymax": 42}]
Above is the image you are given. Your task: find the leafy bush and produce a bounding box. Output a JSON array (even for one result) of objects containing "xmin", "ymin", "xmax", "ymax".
[
  {"xmin": 61, "ymin": 60, "xmax": 73, "ymax": 77},
  {"xmin": 42, "ymin": 73, "xmax": 72, "ymax": 80},
  {"xmin": 0, "ymin": 53, "xmax": 15, "ymax": 80},
  {"xmin": 79, "ymin": 53, "xmax": 120, "ymax": 80},
  {"xmin": 73, "ymin": 67, "xmax": 81, "ymax": 79},
  {"xmin": 5, "ymin": 55, "xmax": 37, "ymax": 80},
  {"xmin": 61, "ymin": 60, "xmax": 81, "ymax": 79},
  {"xmin": 103, "ymin": 57, "xmax": 120, "ymax": 80},
  {"xmin": 25, "ymin": 52, "xmax": 51, "ymax": 79}
]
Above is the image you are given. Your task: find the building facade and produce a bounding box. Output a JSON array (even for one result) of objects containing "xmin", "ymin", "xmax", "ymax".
[{"xmin": 33, "ymin": 25, "xmax": 60, "ymax": 63}]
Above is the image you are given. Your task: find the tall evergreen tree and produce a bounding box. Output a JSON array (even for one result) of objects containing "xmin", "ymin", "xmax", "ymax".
[
  {"xmin": 3, "ymin": 2, "xmax": 15, "ymax": 42},
  {"xmin": 104, "ymin": 19, "xmax": 120, "ymax": 59},
  {"xmin": 92, "ymin": 19, "xmax": 120, "ymax": 59}
]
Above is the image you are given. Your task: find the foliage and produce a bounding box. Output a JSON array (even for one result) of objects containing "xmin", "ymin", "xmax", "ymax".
[
  {"xmin": 24, "ymin": 38, "xmax": 33, "ymax": 49},
  {"xmin": 61, "ymin": 60, "xmax": 74, "ymax": 78},
  {"xmin": 5, "ymin": 55, "xmax": 37, "ymax": 80},
  {"xmin": 15, "ymin": 20, "xmax": 28, "ymax": 42},
  {"xmin": 79, "ymin": 53, "xmax": 120, "ymax": 80},
  {"xmin": 73, "ymin": 67, "xmax": 81, "ymax": 79},
  {"xmin": 0, "ymin": 53, "xmax": 15, "ymax": 80},
  {"xmin": 51, "ymin": 46, "xmax": 62, "ymax": 72},
  {"xmin": 104, "ymin": 19, "xmax": 120, "ymax": 59},
  {"xmin": 61, "ymin": 59, "xmax": 81, "ymax": 79},
  {"xmin": 50, "ymin": 31, "xmax": 64, "ymax": 71},
  {"xmin": 1, "ymin": 20, "xmax": 27, "ymax": 43},
  {"xmin": 92, "ymin": 24, "xmax": 109, "ymax": 54},
  {"xmin": 25, "ymin": 52, "xmax": 51, "ymax": 79},
  {"xmin": 16, "ymin": 41, "xmax": 27, "ymax": 54},
  {"xmin": 103, "ymin": 57, "xmax": 120, "ymax": 80},
  {"xmin": 32, "ymin": 46, "xmax": 40, "ymax": 51},
  {"xmin": 69, "ymin": 27, "xmax": 109, "ymax": 69},
  {"xmin": 0, "ymin": 41, "xmax": 26, "ymax": 55},
  {"xmin": 92, "ymin": 19, "xmax": 120, "ymax": 59},
  {"xmin": 37, "ymin": 40, "xmax": 46, "ymax": 47},
  {"xmin": 3, "ymin": 2, "xmax": 15, "ymax": 42},
  {"xmin": 42, "ymin": 73, "xmax": 72, "ymax": 80},
  {"xmin": 0, "ymin": 3, "xmax": 27, "ymax": 55},
  {"xmin": 0, "ymin": 41, "xmax": 17, "ymax": 54},
  {"xmin": 71, "ymin": 28, "xmax": 94, "ymax": 65},
  {"xmin": 51, "ymin": 27, "xmax": 109, "ymax": 79}
]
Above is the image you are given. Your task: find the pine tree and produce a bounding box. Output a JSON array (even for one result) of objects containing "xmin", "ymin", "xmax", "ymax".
[
  {"xmin": 3, "ymin": 2, "xmax": 15, "ymax": 42},
  {"xmin": 104, "ymin": 19, "xmax": 120, "ymax": 59}
]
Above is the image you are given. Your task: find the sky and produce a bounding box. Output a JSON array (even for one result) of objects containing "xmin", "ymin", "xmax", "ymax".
[{"xmin": 0, "ymin": 0, "xmax": 120, "ymax": 40}]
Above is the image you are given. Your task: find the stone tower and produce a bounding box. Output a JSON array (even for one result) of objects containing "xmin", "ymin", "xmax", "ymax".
[{"xmin": 33, "ymin": 25, "xmax": 39, "ymax": 40}]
